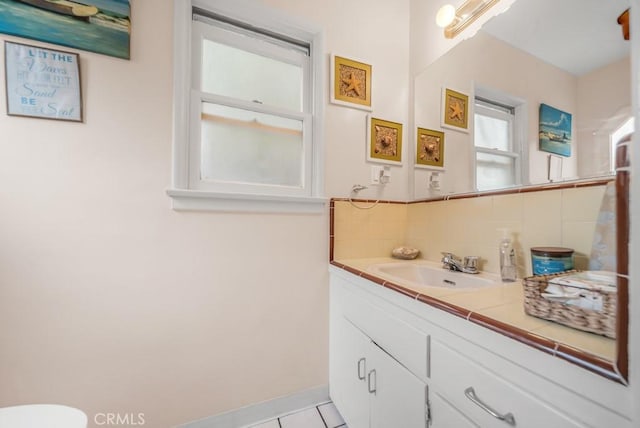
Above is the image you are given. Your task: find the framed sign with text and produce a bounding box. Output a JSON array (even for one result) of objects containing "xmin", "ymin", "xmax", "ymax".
[{"xmin": 4, "ymin": 41, "xmax": 82, "ymax": 122}]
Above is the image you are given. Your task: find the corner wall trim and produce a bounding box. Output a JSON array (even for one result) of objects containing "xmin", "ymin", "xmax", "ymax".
[{"xmin": 178, "ymin": 385, "xmax": 330, "ymax": 428}]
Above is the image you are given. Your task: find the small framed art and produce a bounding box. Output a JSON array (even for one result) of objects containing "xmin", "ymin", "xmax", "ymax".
[
  {"xmin": 442, "ymin": 88, "xmax": 469, "ymax": 132},
  {"xmin": 330, "ymin": 54, "xmax": 372, "ymax": 111},
  {"xmin": 539, "ymin": 103, "xmax": 572, "ymax": 157},
  {"xmin": 416, "ymin": 127, "xmax": 445, "ymax": 169},
  {"xmin": 367, "ymin": 116, "xmax": 402, "ymax": 164},
  {"xmin": 4, "ymin": 41, "xmax": 83, "ymax": 122}
]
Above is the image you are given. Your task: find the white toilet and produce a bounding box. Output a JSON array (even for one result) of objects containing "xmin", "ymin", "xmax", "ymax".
[{"xmin": 0, "ymin": 404, "xmax": 87, "ymax": 428}]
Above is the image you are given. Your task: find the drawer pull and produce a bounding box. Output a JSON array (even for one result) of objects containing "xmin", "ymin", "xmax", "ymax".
[
  {"xmin": 357, "ymin": 357, "xmax": 366, "ymax": 380},
  {"xmin": 464, "ymin": 387, "xmax": 515, "ymax": 426},
  {"xmin": 368, "ymin": 369, "xmax": 377, "ymax": 394}
]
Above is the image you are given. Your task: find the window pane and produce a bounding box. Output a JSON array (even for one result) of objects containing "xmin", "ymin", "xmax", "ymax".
[
  {"xmin": 200, "ymin": 103, "xmax": 304, "ymax": 187},
  {"xmin": 476, "ymin": 152, "xmax": 516, "ymax": 191},
  {"xmin": 201, "ymin": 39, "xmax": 303, "ymax": 111},
  {"xmin": 475, "ymin": 114, "xmax": 509, "ymax": 150},
  {"xmin": 611, "ymin": 116, "xmax": 634, "ymax": 172}
]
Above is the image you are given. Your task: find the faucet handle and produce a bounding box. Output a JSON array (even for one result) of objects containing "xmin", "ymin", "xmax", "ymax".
[
  {"xmin": 441, "ymin": 251, "xmax": 456, "ymax": 259},
  {"xmin": 463, "ymin": 256, "xmax": 479, "ymax": 272}
]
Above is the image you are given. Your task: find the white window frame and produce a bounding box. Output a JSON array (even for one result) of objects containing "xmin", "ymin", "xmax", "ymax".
[
  {"xmin": 610, "ymin": 116, "xmax": 634, "ymax": 174},
  {"xmin": 168, "ymin": 0, "xmax": 326, "ymax": 213},
  {"xmin": 472, "ymin": 87, "xmax": 527, "ymax": 191}
]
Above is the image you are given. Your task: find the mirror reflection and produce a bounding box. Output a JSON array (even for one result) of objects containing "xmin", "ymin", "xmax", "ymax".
[{"xmin": 413, "ymin": 0, "xmax": 631, "ymax": 198}]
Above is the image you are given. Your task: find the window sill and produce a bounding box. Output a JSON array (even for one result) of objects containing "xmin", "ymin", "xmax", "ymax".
[{"xmin": 167, "ymin": 189, "xmax": 327, "ymax": 213}]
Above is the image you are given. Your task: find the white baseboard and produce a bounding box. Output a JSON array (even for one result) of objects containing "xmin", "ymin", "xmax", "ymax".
[{"xmin": 178, "ymin": 385, "xmax": 330, "ymax": 428}]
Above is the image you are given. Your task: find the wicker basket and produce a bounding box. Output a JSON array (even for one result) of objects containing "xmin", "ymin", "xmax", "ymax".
[{"xmin": 522, "ymin": 271, "xmax": 617, "ymax": 339}]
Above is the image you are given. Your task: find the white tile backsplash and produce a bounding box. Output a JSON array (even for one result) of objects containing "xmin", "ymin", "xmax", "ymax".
[{"xmin": 334, "ymin": 184, "xmax": 609, "ymax": 277}]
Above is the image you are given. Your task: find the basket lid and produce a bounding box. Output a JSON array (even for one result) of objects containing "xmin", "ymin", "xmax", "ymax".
[{"xmin": 531, "ymin": 246, "xmax": 574, "ymax": 256}]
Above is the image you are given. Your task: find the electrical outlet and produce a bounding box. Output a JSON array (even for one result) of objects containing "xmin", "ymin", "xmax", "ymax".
[
  {"xmin": 371, "ymin": 166, "xmax": 390, "ymax": 185},
  {"xmin": 380, "ymin": 166, "xmax": 391, "ymax": 184},
  {"xmin": 371, "ymin": 166, "xmax": 383, "ymax": 184}
]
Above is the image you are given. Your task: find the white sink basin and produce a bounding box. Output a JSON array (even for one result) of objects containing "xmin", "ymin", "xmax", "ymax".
[{"xmin": 367, "ymin": 261, "xmax": 501, "ymax": 290}]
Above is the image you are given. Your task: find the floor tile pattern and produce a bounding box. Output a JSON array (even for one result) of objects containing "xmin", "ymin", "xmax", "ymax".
[{"xmin": 248, "ymin": 401, "xmax": 346, "ymax": 428}]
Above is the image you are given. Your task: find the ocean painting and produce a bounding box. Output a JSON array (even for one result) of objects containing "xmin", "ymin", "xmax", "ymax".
[
  {"xmin": 539, "ymin": 103, "xmax": 572, "ymax": 157},
  {"xmin": 0, "ymin": 0, "xmax": 130, "ymax": 60}
]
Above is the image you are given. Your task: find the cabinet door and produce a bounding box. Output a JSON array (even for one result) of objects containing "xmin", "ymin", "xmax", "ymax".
[
  {"xmin": 429, "ymin": 391, "xmax": 479, "ymax": 428},
  {"xmin": 369, "ymin": 342, "xmax": 427, "ymax": 428},
  {"xmin": 330, "ymin": 316, "xmax": 370, "ymax": 428}
]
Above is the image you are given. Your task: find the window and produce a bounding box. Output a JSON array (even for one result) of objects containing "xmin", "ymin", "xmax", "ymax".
[
  {"xmin": 169, "ymin": 1, "xmax": 325, "ymax": 212},
  {"xmin": 610, "ymin": 117, "xmax": 634, "ymax": 173},
  {"xmin": 474, "ymin": 96, "xmax": 522, "ymax": 191}
]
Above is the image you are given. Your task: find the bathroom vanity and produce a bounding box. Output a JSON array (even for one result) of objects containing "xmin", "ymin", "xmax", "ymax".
[{"xmin": 329, "ymin": 262, "xmax": 631, "ymax": 427}]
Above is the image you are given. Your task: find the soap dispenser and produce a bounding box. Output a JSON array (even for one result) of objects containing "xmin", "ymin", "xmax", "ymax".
[{"xmin": 498, "ymin": 229, "xmax": 517, "ymax": 282}]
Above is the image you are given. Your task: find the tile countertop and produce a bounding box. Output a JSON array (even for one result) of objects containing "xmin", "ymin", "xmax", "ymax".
[{"xmin": 332, "ymin": 257, "xmax": 615, "ymax": 362}]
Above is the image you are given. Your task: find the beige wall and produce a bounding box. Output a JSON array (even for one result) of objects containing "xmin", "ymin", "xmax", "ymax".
[
  {"xmin": 576, "ymin": 57, "xmax": 631, "ymax": 178},
  {"xmin": 0, "ymin": 0, "xmax": 411, "ymax": 426},
  {"xmin": 333, "ymin": 184, "xmax": 607, "ymax": 278}
]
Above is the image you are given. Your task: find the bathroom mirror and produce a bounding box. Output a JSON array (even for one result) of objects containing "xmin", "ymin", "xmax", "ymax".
[
  {"xmin": 413, "ymin": 0, "xmax": 630, "ymax": 198},
  {"xmin": 413, "ymin": 0, "xmax": 630, "ymax": 382}
]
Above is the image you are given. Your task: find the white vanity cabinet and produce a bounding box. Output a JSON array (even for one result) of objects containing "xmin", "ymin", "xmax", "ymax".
[
  {"xmin": 330, "ymin": 314, "xmax": 428, "ymax": 428},
  {"xmin": 330, "ymin": 286, "xmax": 429, "ymax": 428},
  {"xmin": 329, "ymin": 268, "xmax": 632, "ymax": 428},
  {"xmin": 329, "ymin": 314, "xmax": 370, "ymax": 428}
]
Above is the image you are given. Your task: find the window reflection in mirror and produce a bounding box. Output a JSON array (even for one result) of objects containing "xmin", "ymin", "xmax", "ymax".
[
  {"xmin": 474, "ymin": 96, "xmax": 520, "ymax": 191},
  {"xmin": 610, "ymin": 117, "xmax": 634, "ymax": 173}
]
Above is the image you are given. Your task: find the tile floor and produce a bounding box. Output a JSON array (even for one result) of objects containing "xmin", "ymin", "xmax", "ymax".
[{"xmin": 248, "ymin": 401, "xmax": 347, "ymax": 428}]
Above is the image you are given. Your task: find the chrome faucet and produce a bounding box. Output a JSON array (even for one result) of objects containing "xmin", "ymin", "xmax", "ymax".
[{"xmin": 441, "ymin": 252, "xmax": 479, "ymax": 274}]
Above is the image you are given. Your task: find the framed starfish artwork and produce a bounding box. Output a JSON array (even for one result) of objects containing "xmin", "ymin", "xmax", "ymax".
[
  {"xmin": 330, "ymin": 54, "xmax": 372, "ymax": 111},
  {"xmin": 416, "ymin": 128, "xmax": 445, "ymax": 169},
  {"xmin": 366, "ymin": 115, "xmax": 403, "ymax": 164},
  {"xmin": 442, "ymin": 88, "xmax": 469, "ymax": 132}
]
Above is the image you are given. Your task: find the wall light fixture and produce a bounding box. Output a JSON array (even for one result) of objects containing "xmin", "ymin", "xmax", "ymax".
[{"xmin": 436, "ymin": 0, "xmax": 501, "ymax": 39}]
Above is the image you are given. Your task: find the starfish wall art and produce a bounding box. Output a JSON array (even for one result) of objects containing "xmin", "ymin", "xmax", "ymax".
[
  {"xmin": 442, "ymin": 88, "xmax": 469, "ymax": 131},
  {"xmin": 330, "ymin": 55, "xmax": 372, "ymax": 111}
]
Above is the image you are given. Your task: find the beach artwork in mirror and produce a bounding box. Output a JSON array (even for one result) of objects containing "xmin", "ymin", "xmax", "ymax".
[
  {"xmin": 413, "ymin": 0, "xmax": 630, "ymax": 198},
  {"xmin": 539, "ymin": 104, "xmax": 572, "ymax": 157},
  {"xmin": 0, "ymin": 0, "xmax": 131, "ymax": 59}
]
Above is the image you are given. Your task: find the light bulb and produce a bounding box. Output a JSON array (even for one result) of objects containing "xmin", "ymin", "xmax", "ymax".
[{"xmin": 436, "ymin": 4, "xmax": 456, "ymax": 28}]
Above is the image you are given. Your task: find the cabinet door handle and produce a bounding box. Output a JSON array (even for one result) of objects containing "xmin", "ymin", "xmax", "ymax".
[
  {"xmin": 357, "ymin": 358, "xmax": 366, "ymax": 380},
  {"xmin": 367, "ymin": 369, "xmax": 377, "ymax": 394},
  {"xmin": 464, "ymin": 387, "xmax": 515, "ymax": 426}
]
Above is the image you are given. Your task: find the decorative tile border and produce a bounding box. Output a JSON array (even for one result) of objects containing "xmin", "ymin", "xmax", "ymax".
[
  {"xmin": 328, "ymin": 174, "xmax": 628, "ymax": 384},
  {"xmin": 329, "ymin": 260, "xmax": 623, "ymax": 384}
]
